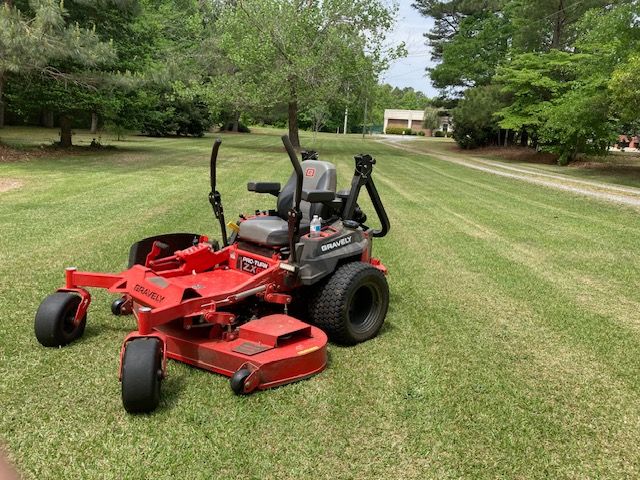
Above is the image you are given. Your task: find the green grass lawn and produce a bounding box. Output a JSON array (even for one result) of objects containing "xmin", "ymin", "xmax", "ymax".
[{"xmin": 1, "ymin": 127, "xmax": 640, "ymax": 478}]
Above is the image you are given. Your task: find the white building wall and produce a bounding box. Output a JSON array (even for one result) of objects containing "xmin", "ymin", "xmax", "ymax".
[{"xmin": 383, "ymin": 109, "xmax": 454, "ymax": 134}]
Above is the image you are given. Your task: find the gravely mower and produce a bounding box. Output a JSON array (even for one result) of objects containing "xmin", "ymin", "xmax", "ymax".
[{"xmin": 35, "ymin": 135, "xmax": 390, "ymax": 413}]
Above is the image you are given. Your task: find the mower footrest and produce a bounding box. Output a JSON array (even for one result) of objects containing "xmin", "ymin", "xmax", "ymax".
[{"xmin": 238, "ymin": 314, "xmax": 312, "ymax": 347}]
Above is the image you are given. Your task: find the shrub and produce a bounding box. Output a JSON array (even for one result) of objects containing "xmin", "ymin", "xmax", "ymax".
[
  {"xmin": 417, "ymin": 131, "xmax": 425, "ymax": 136},
  {"xmin": 434, "ymin": 130, "xmax": 445, "ymax": 138},
  {"xmin": 385, "ymin": 127, "xmax": 413, "ymax": 135},
  {"xmin": 142, "ymin": 96, "xmax": 213, "ymax": 137}
]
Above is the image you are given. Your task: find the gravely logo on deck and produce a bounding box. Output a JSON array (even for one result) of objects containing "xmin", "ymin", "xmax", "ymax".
[
  {"xmin": 134, "ymin": 284, "xmax": 166, "ymax": 303},
  {"xmin": 321, "ymin": 235, "xmax": 353, "ymax": 253}
]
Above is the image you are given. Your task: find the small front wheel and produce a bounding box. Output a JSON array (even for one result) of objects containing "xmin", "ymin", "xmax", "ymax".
[
  {"xmin": 121, "ymin": 338, "xmax": 163, "ymax": 413},
  {"xmin": 111, "ymin": 297, "xmax": 129, "ymax": 316},
  {"xmin": 35, "ymin": 292, "xmax": 86, "ymax": 347},
  {"xmin": 230, "ymin": 368, "xmax": 252, "ymax": 395}
]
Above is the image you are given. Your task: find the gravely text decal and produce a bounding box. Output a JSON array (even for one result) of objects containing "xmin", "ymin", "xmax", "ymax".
[{"xmin": 134, "ymin": 284, "xmax": 166, "ymax": 303}]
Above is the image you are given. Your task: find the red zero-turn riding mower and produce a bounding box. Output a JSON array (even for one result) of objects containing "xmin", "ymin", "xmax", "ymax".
[{"xmin": 34, "ymin": 135, "xmax": 391, "ymax": 413}]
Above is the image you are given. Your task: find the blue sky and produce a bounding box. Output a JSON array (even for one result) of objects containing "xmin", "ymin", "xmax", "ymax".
[{"xmin": 381, "ymin": 0, "xmax": 437, "ymax": 97}]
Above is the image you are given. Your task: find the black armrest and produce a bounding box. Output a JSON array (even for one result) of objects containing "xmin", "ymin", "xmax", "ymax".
[
  {"xmin": 247, "ymin": 182, "xmax": 281, "ymax": 196},
  {"xmin": 301, "ymin": 190, "xmax": 335, "ymax": 203}
]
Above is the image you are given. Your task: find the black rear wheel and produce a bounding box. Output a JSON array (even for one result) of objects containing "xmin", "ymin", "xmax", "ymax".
[
  {"xmin": 309, "ymin": 262, "xmax": 389, "ymax": 345},
  {"xmin": 34, "ymin": 292, "xmax": 86, "ymax": 347},
  {"xmin": 121, "ymin": 338, "xmax": 163, "ymax": 413}
]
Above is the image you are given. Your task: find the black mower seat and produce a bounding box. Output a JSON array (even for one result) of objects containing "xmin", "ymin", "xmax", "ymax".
[{"xmin": 238, "ymin": 159, "xmax": 336, "ymax": 246}]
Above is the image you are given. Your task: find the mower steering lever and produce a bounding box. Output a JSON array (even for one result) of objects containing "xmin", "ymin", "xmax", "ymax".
[{"xmin": 209, "ymin": 139, "xmax": 229, "ymax": 247}]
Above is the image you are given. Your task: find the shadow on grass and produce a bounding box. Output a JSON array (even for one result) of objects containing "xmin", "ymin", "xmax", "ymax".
[{"xmin": 160, "ymin": 374, "xmax": 187, "ymax": 411}]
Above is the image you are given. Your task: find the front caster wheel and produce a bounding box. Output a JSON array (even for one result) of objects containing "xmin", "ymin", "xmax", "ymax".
[
  {"xmin": 35, "ymin": 292, "xmax": 86, "ymax": 347},
  {"xmin": 121, "ymin": 338, "xmax": 163, "ymax": 413},
  {"xmin": 230, "ymin": 368, "xmax": 252, "ymax": 395},
  {"xmin": 111, "ymin": 297, "xmax": 129, "ymax": 316}
]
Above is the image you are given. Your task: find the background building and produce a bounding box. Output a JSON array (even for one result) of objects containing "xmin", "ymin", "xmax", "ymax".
[{"xmin": 383, "ymin": 109, "xmax": 453, "ymax": 136}]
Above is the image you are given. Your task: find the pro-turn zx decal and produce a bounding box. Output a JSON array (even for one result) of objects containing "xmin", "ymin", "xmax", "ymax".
[{"xmin": 239, "ymin": 256, "xmax": 269, "ymax": 274}]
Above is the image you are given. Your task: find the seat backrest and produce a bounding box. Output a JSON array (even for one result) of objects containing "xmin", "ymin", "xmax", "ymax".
[{"xmin": 277, "ymin": 160, "xmax": 337, "ymax": 221}]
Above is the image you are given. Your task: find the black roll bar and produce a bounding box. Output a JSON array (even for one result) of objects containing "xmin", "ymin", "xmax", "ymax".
[{"xmin": 343, "ymin": 154, "xmax": 390, "ymax": 238}]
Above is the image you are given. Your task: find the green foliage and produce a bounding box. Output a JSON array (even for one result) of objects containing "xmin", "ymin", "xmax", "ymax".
[
  {"xmin": 493, "ymin": 4, "xmax": 640, "ymax": 162},
  {"xmin": 417, "ymin": 0, "xmax": 640, "ymax": 163},
  {"xmin": 495, "ymin": 50, "xmax": 579, "ymax": 134},
  {"xmin": 452, "ymin": 85, "xmax": 505, "ymax": 149},
  {"xmin": 434, "ymin": 130, "xmax": 445, "ymax": 138},
  {"xmin": 422, "ymin": 106, "xmax": 439, "ymax": 130},
  {"xmin": 539, "ymin": 86, "xmax": 614, "ymax": 164},
  {"xmin": 506, "ymin": 0, "xmax": 611, "ymax": 52},
  {"xmin": 142, "ymin": 95, "xmax": 212, "ymax": 137},
  {"xmin": 430, "ymin": 13, "xmax": 512, "ymax": 89},
  {"xmin": 610, "ymin": 57, "xmax": 640, "ymax": 131},
  {"xmin": 209, "ymin": 0, "xmax": 401, "ymax": 147}
]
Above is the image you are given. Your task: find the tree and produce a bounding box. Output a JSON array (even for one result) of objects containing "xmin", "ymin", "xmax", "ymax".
[
  {"xmin": 494, "ymin": 50, "xmax": 578, "ymax": 146},
  {"xmin": 429, "ymin": 12, "xmax": 512, "ymax": 90},
  {"xmin": 506, "ymin": 0, "xmax": 612, "ymax": 52},
  {"xmin": 1, "ymin": 0, "xmax": 116, "ymax": 143},
  {"xmin": 212, "ymin": 0, "xmax": 401, "ymax": 148},
  {"xmin": 0, "ymin": 0, "xmax": 74, "ymax": 127},
  {"xmin": 451, "ymin": 84, "xmax": 505, "ymax": 148},
  {"xmin": 415, "ymin": 0, "xmax": 613, "ymax": 97},
  {"xmin": 496, "ymin": 2, "xmax": 640, "ymax": 163},
  {"xmin": 412, "ymin": 0, "xmax": 504, "ymax": 60},
  {"xmin": 610, "ymin": 58, "xmax": 640, "ymax": 133},
  {"xmin": 422, "ymin": 106, "xmax": 439, "ymax": 131}
]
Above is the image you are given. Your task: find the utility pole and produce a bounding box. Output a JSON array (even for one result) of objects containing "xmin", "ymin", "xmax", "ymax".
[
  {"xmin": 343, "ymin": 106, "xmax": 348, "ymax": 135},
  {"xmin": 362, "ymin": 97, "xmax": 368, "ymax": 139}
]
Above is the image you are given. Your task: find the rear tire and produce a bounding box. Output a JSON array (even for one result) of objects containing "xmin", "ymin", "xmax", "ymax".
[
  {"xmin": 121, "ymin": 338, "xmax": 163, "ymax": 413},
  {"xmin": 309, "ymin": 262, "xmax": 389, "ymax": 345},
  {"xmin": 35, "ymin": 293, "xmax": 86, "ymax": 347}
]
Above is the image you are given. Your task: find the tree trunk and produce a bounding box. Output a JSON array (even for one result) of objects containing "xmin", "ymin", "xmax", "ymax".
[
  {"xmin": 232, "ymin": 112, "xmax": 240, "ymax": 132},
  {"xmin": 520, "ymin": 130, "xmax": 529, "ymax": 147},
  {"xmin": 507, "ymin": 129, "xmax": 515, "ymax": 146},
  {"xmin": 551, "ymin": 0, "xmax": 565, "ymax": 49},
  {"xmin": 90, "ymin": 112, "xmax": 98, "ymax": 134},
  {"xmin": 0, "ymin": 73, "xmax": 5, "ymax": 129},
  {"xmin": 288, "ymin": 99, "xmax": 300, "ymax": 149},
  {"xmin": 59, "ymin": 115, "xmax": 73, "ymax": 147}
]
